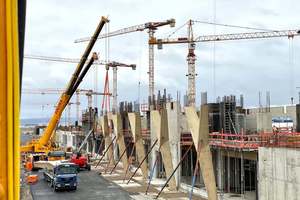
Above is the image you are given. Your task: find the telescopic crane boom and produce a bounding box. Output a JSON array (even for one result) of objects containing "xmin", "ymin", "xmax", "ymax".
[{"xmin": 21, "ymin": 16, "xmax": 109, "ymax": 153}]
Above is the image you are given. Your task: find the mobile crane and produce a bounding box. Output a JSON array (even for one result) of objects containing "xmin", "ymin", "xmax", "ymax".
[{"xmin": 21, "ymin": 16, "xmax": 109, "ymax": 155}]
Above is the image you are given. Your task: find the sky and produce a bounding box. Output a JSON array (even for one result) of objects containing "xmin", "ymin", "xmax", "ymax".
[{"xmin": 21, "ymin": 0, "xmax": 300, "ymax": 119}]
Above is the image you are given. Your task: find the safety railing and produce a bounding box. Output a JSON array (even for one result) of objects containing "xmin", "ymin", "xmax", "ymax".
[{"xmin": 180, "ymin": 131, "xmax": 300, "ymax": 149}]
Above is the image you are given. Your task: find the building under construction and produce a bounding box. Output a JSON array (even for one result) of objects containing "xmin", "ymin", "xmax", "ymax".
[
  {"xmin": 2, "ymin": 4, "xmax": 299, "ymax": 198},
  {"xmin": 57, "ymin": 89, "xmax": 297, "ymax": 200}
]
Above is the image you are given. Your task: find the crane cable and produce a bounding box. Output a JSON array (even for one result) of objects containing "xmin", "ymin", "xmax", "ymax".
[
  {"xmin": 193, "ymin": 20, "xmax": 274, "ymax": 32},
  {"xmin": 166, "ymin": 21, "xmax": 189, "ymax": 38}
]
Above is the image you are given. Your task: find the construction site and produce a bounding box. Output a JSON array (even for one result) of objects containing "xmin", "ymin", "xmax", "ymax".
[{"xmin": 1, "ymin": 1, "xmax": 300, "ymax": 200}]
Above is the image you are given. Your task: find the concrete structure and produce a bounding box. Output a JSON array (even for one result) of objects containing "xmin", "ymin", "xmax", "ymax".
[
  {"xmin": 245, "ymin": 105, "xmax": 297, "ymax": 133},
  {"xmin": 185, "ymin": 105, "xmax": 218, "ymax": 200},
  {"xmin": 128, "ymin": 112, "xmax": 148, "ymax": 179},
  {"xmin": 112, "ymin": 113, "xmax": 129, "ymax": 172},
  {"xmin": 151, "ymin": 109, "xmax": 177, "ymax": 190},
  {"xmin": 100, "ymin": 115, "xmax": 115, "ymax": 164},
  {"xmin": 258, "ymin": 147, "xmax": 300, "ymax": 200}
]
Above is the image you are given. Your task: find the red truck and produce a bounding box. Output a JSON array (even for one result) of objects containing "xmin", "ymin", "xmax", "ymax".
[{"xmin": 70, "ymin": 152, "xmax": 91, "ymax": 171}]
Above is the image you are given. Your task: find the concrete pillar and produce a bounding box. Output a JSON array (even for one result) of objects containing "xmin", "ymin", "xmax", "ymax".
[
  {"xmin": 100, "ymin": 115, "xmax": 114, "ymax": 164},
  {"xmin": 185, "ymin": 105, "xmax": 218, "ymax": 200},
  {"xmin": 112, "ymin": 114, "xmax": 128, "ymax": 172},
  {"xmin": 128, "ymin": 112, "xmax": 149, "ymax": 179},
  {"xmin": 166, "ymin": 102, "xmax": 181, "ymax": 186},
  {"xmin": 151, "ymin": 109, "xmax": 177, "ymax": 190},
  {"xmin": 217, "ymin": 149, "xmax": 224, "ymax": 191}
]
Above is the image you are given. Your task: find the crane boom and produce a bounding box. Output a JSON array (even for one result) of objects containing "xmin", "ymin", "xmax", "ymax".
[
  {"xmin": 149, "ymin": 29, "xmax": 300, "ymax": 45},
  {"xmin": 24, "ymin": 54, "xmax": 135, "ymax": 68},
  {"xmin": 148, "ymin": 27, "xmax": 300, "ymax": 107},
  {"xmin": 74, "ymin": 19, "xmax": 175, "ymax": 43},
  {"xmin": 21, "ymin": 16, "xmax": 109, "ymax": 153}
]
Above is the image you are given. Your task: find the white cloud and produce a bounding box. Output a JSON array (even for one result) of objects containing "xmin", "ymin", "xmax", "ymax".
[{"xmin": 22, "ymin": 0, "xmax": 300, "ymax": 118}]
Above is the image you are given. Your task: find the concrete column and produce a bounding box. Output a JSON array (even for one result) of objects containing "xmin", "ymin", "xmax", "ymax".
[
  {"xmin": 112, "ymin": 114, "xmax": 128, "ymax": 172},
  {"xmin": 128, "ymin": 112, "xmax": 149, "ymax": 179},
  {"xmin": 100, "ymin": 115, "xmax": 114, "ymax": 164},
  {"xmin": 151, "ymin": 109, "xmax": 177, "ymax": 190},
  {"xmin": 185, "ymin": 105, "xmax": 218, "ymax": 200},
  {"xmin": 166, "ymin": 102, "xmax": 181, "ymax": 186}
]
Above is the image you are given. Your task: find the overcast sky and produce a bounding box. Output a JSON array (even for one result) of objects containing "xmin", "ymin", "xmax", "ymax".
[{"xmin": 21, "ymin": 0, "xmax": 300, "ymax": 119}]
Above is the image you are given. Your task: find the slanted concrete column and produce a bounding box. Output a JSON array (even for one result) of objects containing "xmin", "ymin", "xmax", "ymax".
[
  {"xmin": 185, "ymin": 105, "xmax": 218, "ymax": 200},
  {"xmin": 152, "ymin": 109, "xmax": 177, "ymax": 190},
  {"xmin": 100, "ymin": 115, "xmax": 114, "ymax": 164},
  {"xmin": 128, "ymin": 112, "xmax": 148, "ymax": 179},
  {"xmin": 112, "ymin": 114, "xmax": 129, "ymax": 172}
]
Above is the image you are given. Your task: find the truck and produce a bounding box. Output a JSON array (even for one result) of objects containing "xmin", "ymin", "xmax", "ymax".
[
  {"xmin": 70, "ymin": 152, "xmax": 91, "ymax": 171},
  {"xmin": 70, "ymin": 129, "xmax": 93, "ymax": 171},
  {"xmin": 42, "ymin": 161, "xmax": 78, "ymax": 191}
]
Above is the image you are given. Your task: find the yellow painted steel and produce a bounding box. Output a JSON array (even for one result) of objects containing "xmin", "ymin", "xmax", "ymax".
[
  {"xmin": 0, "ymin": 0, "xmax": 21, "ymax": 199},
  {"xmin": 20, "ymin": 94, "xmax": 70, "ymax": 153},
  {"xmin": 39, "ymin": 94, "xmax": 70, "ymax": 146}
]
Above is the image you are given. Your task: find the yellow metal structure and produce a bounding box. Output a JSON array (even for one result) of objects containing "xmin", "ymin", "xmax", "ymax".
[
  {"xmin": 0, "ymin": 0, "xmax": 21, "ymax": 199},
  {"xmin": 21, "ymin": 17, "xmax": 108, "ymax": 154}
]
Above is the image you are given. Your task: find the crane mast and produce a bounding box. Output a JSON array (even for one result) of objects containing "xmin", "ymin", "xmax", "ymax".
[
  {"xmin": 21, "ymin": 16, "xmax": 109, "ymax": 152},
  {"xmin": 187, "ymin": 20, "xmax": 196, "ymax": 106},
  {"xmin": 149, "ymin": 27, "xmax": 300, "ymax": 106},
  {"xmin": 105, "ymin": 62, "xmax": 136, "ymax": 112}
]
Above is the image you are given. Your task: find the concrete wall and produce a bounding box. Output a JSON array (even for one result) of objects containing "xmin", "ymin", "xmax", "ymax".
[
  {"xmin": 246, "ymin": 105, "xmax": 297, "ymax": 132},
  {"xmin": 258, "ymin": 147, "xmax": 300, "ymax": 200},
  {"xmin": 150, "ymin": 102, "xmax": 182, "ymax": 188}
]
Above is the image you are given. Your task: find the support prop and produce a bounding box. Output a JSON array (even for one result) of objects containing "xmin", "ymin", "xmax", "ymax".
[
  {"xmin": 127, "ymin": 139, "xmax": 158, "ymax": 184},
  {"xmin": 155, "ymin": 144, "xmax": 193, "ymax": 199}
]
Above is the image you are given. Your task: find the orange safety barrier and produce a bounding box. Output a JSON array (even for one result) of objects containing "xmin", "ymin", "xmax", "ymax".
[{"xmin": 26, "ymin": 175, "xmax": 38, "ymax": 184}]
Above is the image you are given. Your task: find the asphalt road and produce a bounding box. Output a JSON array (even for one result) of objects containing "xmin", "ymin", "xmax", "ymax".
[{"xmin": 30, "ymin": 170, "xmax": 132, "ymax": 200}]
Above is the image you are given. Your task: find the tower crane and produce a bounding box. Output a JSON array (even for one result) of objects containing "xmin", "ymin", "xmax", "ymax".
[
  {"xmin": 24, "ymin": 55, "xmax": 135, "ymax": 113},
  {"xmin": 22, "ymin": 88, "xmax": 110, "ymax": 123},
  {"xmin": 105, "ymin": 62, "xmax": 136, "ymax": 112},
  {"xmin": 149, "ymin": 26, "xmax": 300, "ymax": 106},
  {"xmin": 74, "ymin": 19, "xmax": 176, "ymax": 98}
]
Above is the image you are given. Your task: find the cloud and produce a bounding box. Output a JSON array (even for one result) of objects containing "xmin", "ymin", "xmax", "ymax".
[{"xmin": 22, "ymin": 0, "xmax": 300, "ymax": 118}]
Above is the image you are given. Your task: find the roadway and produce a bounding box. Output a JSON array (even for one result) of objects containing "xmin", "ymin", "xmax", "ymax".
[{"xmin": 30, "ymin": 170, "xmax": 132, "ymax": 200}]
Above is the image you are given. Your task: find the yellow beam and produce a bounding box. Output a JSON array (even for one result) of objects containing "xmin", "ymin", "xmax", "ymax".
[{"xmin": 0, "ymin": 0, "xmax": 20, "ymax": 199}]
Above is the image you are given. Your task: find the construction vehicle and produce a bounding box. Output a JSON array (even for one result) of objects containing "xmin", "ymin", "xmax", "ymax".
[
  {"xmin": 70, "ymin": 130, "xmax": 94, "ymax": 171},
  {"xmin": 41, "ymin": 161, "xmax": 78, "ymax": 191},
  {"xmin": 20, "ymin": 16, "xmax": 109, "ymax": 159}
]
